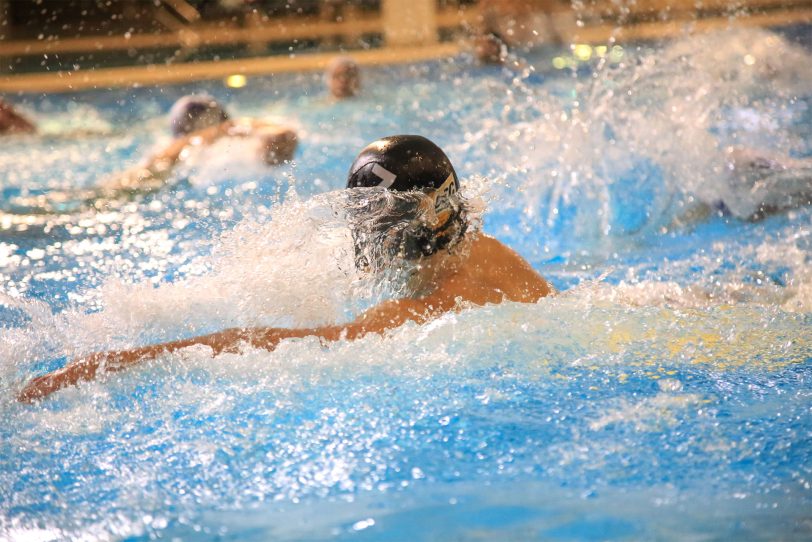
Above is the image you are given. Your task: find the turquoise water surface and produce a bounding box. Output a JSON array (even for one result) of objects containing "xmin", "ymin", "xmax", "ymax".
[{"xmin": 1, "ymin": 27, "xmax": 811, "ymax": 541}]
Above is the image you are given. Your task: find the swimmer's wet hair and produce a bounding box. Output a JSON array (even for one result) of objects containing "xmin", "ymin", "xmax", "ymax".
[{"xmin": 168, "ymin": 95, "xmax": 230, "ymax": 137}]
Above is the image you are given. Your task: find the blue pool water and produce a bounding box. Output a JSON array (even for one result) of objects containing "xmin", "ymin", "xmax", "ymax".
[{"xmin": 1, "ymin": 27, "xmax": 811, "ymax": 540}]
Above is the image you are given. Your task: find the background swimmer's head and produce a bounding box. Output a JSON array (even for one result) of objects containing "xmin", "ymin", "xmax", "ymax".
[
  {"xmin": 347, "ymin": 135, "xmax": 469, "ymax": 267},
  {"xmin": 168, "ymin": 95, "xmax": 230, "ymax": 137},
  {"xmin": 326, "ymin": 56, "xmax": 360, "ymax": 99},
  {"xmin": 474, "ymin": 31, "xmax": 507, "ymax": 65}
]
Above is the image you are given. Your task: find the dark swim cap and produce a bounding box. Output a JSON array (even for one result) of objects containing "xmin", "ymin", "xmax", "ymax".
[
  {"xmin": 347, "ymin": 135, "xmax": 467, "ymax": 263},
  {"xmin": 347, "ymin": 135, "xmax": 459, "ymax": 193},
  {"xmin": 168, "ymin": 95, "xmax": 229, "ymax": 136}
]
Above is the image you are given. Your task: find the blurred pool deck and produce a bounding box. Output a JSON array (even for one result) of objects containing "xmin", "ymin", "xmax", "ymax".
[{"xmin": 1, "ymin": 0, "xmax": 811, "ymax": 93}]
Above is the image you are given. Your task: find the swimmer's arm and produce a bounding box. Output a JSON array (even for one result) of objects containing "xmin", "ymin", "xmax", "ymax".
[
  {"xmin": 239, "ymin": 119, "xmax": 290, "ymax": 132},
  {"xmin": 16, "ymin": 298, "xmax": 441, "ymax": 403},
  {"xmin": 98, "ymin": 121, "xmax": 237, "ymax": 192},
  {"xmin": 150, "ymin": 120, "xmax": 297, "ymax": 167},
  {"xmin": 97, "ymin": 121, "xmax": 236, "ymax": 194},
  {"xmin": 16, "ymin": 330, "xmax": 250, "ymax": 403},
  {"xmin": 210, "ymin": 297, "xmax": 445, "ymax": 348},
  {"xmin": 150, "ymin": 121, "xmax": 234, "ymax": 166}
]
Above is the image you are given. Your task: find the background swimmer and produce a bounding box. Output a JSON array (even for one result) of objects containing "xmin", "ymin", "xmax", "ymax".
[
  {"xmin": 17, "ymin": 135, "xmax": 552, "ymax": 402},
  {"xmin": 716, "ymin": 146, "xmax": 812, "ymax": 219},
  {"xmin": 0, "ymin": 98, "xmax": 36, "ymax": 134},
  {"xmin": 473, "ymin": 31, "xmax": 508, "ymax": 65},
  {"xmin": 675, "ymin": 146, "xmax": 812, "ymax": 224},
  {"xmin": 100, "ymin": 95, "xmax": 298, "ymax": 194},
  {"xmin": 325, "ymin": 56, "xmax": 360, "ymax": 99}
]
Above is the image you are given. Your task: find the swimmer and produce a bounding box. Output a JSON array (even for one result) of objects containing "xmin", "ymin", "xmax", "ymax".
[
  {"xmin": 473, "ymin": 31, "xmax": 507, "ymax": 65},
  {"xmin": 17, "ymin": 135, "xmax": 553, "ymax": 402},
  {"xmin": 101, "ymin": 95, "xmax": 298, "ymax": 194},
  {"xmin": 162, "ymin": 95, "xmax": 298, "ymax": 167},
  {"xmin": 716, "ymin": 146, "xmax": 812, "ymax": 219},
  {"xmin": 669, "ymin": 146, "xmax": 812, "ymax": 228},
  {"xmin": 0, "ymin": 98, "xmax": 36, "ymax": 135},
  {"xmin": 325, "ymin": 56, "xmax": 360, "ymax": 99}
]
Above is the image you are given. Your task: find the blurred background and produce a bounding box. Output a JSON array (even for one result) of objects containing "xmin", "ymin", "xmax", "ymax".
[{"xmin": 2, "ymin": 0, "xmax": 811, "ymax": 91}]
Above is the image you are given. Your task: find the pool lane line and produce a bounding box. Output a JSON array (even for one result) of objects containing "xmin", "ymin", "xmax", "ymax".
[{"xmin": 0, "ymin": 43, "xmax": 463, "ymax": 94}]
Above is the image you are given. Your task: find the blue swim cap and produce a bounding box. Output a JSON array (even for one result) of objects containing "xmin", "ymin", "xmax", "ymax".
[{"xmin": 168, "ymin": 95, "xmax": 229, "ymax": 136}]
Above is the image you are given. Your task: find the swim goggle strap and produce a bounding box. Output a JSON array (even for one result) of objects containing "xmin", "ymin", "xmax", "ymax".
[{"xmin": 399, "ymin": 174, "xmax": 468, "ymax": 259}]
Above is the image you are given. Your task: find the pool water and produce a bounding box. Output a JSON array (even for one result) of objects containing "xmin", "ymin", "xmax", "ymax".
[{"xmin": 1, "ymin": 27, "xmax": 811, "ymax": 540}]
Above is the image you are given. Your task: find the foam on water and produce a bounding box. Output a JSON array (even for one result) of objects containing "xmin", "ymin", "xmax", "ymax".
[
  {"xmin": 177, "ymin": 136, "xmax": 290, "ymax": 187},
  {"xmin": 35, "ymin": 102, "xmax": 115, "ymax": 137},
  {"xmin": 581, "ymin": 228, "xmax": 812, "ymax": 313},
  {"xmin": 472, "ymin": 28, "xmax": 812, "ymax": 253},
  {"xmin": 1, "ymin": 293, "xmax": 810, "ymax": 539},
  {"xmin": 0, "ymin": 191, "xmax": 355, "ymax": 372}
]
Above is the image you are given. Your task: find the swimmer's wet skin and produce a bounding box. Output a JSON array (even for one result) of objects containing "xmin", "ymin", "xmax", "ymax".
[
  {"xmin": 0, "ymin": 98, "xmax": 36, "ymax": 135},
  {"xmin": 17, "ymin": 135, "xmax": 552, "ymax": 403}
]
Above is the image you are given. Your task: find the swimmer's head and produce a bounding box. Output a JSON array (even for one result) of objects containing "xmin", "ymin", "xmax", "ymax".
[
  {"xmin": 0, "ymin": 98, "xmax": 36, "ymax": 134},
  {"xmin": 347, "ymin": 135, "xmax": 459, "ymax": 193},
  {"xmin": 168, "ymin": 95, "xmax": 230, "ymax": 137},
  {"xmin": 326, "ymin": 56, "xmax": 360, "ymax": 99},
  {"xmin": 474, "ymin": 32, "xmax": 507, "ymax": 65},
  {"xmin": 347, "ymin": 135, "xmax": 468, "ymax": 264}
]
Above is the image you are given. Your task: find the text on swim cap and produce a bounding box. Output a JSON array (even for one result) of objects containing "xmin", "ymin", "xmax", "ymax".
[{"xmin": 433, "ymin": 174, "xmax": 457, "ymax": 214}]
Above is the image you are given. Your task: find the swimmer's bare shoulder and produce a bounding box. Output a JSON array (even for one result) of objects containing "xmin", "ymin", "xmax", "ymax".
[
  {"xmin": 352, "ymin": 238, "xmax": 552, "ymax": 333},
  {"xmin": 464, "ymin": 234, "xmax": 553, "ymax": 303}
]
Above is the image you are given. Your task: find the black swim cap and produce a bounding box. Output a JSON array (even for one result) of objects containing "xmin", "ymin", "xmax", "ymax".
[
  {"xmin": 169, "ymin": 95, "xmax": 229, "ymax": 136},
  {"xmin": 347, "ymin": 135, "xmax": 459, "ymax": 193},
  {"xmin": 347, "ymin": 135, "xmax": 467, "ymax": 264}
]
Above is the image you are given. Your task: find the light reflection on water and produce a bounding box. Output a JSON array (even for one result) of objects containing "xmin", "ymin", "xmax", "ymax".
[{"xmin": 1, "ymin": 26, "xmax": 811, "ymax": 541}]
